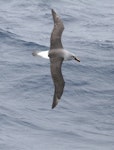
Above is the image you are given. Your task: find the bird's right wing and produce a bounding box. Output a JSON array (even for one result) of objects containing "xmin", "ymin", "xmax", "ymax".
[{"xmin": 50, "ymin": 57, "xmax": 65, "ymax": 109}]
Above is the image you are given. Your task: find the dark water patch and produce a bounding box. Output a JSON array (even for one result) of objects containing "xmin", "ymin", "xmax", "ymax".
[
  {"xmin": 74, "ymin": 39, "xmax": 114, "ymax": 51},
  {"xmin": 0, "ymin": 28, "xmax": 17, "ymax": 39},
  {"xmin": 13, "ymin": 119, "xmax": 43, "ymax": 130},
  {"xmin": 0, "ymin": 28, "xmax": 48, "ymax": 51},
  {"xmin": 0, "ymin": 113, "xmax": 15, "ymax": 126}
]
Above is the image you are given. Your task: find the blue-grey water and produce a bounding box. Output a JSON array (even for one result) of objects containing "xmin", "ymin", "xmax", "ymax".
[{"xmin": 0, "ymin": 0, "xmax": 114, "ymax": 150}]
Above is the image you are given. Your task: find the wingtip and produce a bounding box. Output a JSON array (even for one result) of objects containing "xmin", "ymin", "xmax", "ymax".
[
  {"xmin": 52, "ymin": 101, "xmax": 57, "ymax": 109},
  {"xmin": 52, "ymin": 105, "xmax": 55, "ymax": 109},
  {"xmin": 51, "ymin": 95, "xmax": 60, "ymax": 109},
  {"xmin": 51, "ymin": 9, "xmax": 55, "ymax": 13},
  {"xmin": 51, "ymin": 9, "xmax": 56, "ymax": 16}
]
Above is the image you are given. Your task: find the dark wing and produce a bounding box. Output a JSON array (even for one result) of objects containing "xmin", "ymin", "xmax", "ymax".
[
  {"xmin": 50, "ymin": 9, "xmax": 64, "ymax": 50},
  {"xmin": 50, "ymin": 57, "xmax": 65, "ymax": 109}
]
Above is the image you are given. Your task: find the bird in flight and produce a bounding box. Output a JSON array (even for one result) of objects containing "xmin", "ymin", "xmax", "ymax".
[{"xmin": 33, "ymin": 9, "xmax": 80, "ymax": 109}]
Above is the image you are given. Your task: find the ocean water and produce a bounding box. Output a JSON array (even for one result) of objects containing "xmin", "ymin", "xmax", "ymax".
[{"xmin": 0, "ymin": 0, "xmax": 114, "ymax": 150}]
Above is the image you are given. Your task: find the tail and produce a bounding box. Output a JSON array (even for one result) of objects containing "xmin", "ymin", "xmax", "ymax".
[
  {"xmin": 32, "ymin": 51, "xmax": 38, "ymax": 56},
  {"xmin": 32, "ymin": 51, "xmax": 49, "ymax": 59}
]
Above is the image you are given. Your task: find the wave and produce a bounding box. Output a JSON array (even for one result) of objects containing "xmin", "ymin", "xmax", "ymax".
[{"xmin": 0, "ymin": 28, "xmax": 48, "ymax": 50}]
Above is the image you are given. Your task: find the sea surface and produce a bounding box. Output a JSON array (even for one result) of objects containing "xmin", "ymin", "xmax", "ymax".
[{"xmin": 0, "ymin": 0, "xmax": 114, "ymax": 150}]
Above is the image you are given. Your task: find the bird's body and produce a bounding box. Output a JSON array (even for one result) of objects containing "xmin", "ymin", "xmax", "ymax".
[
  {"xmin": 33, "ymin": 49, "xmax": 77, "ymax": 61},
  {"xmin": 32, "ymin": 9, "xmax": 80, "ymax": 109}
]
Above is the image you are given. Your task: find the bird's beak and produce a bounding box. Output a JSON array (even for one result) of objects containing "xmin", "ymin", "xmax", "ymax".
[{"xmin": 74, "ymin": 57, "xmax": 80, "ymax": 62}]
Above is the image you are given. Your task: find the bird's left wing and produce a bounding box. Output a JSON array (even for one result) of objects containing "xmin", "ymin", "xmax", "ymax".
[{"xmin": 50, "ymin": 9, "xmax": 64, "ymax": 50}]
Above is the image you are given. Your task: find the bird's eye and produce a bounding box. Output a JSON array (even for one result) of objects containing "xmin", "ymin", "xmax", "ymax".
[{"xmin": 72, "ymin": 56, "xmax": 75, "ymax": 60}]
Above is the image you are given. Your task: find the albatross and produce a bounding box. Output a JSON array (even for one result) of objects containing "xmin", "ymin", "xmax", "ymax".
[{"xmin": 32, "ymin": 9, "xmax": 80, "ymax": 109}]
